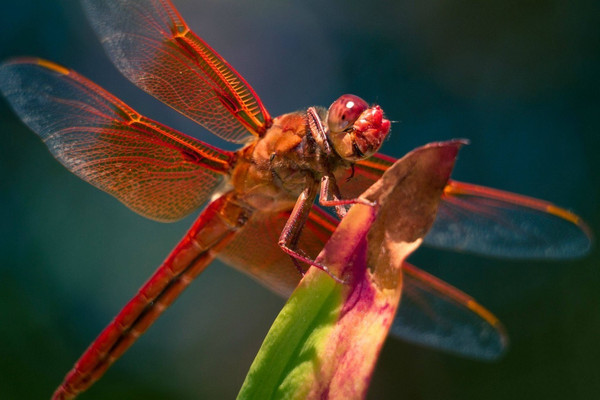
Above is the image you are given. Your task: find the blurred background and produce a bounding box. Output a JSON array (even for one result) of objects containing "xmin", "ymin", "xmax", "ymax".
[{"xmin": 0, "ymin": 0, "xmax": 598, "ymax": 399}]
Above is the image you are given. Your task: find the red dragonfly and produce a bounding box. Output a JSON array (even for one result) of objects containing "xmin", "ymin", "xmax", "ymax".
[{"xmin": 0, "ymin": 0, "xmax": 591, "ymax": 399}]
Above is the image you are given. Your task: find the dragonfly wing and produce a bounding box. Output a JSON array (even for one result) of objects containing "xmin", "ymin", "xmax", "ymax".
[
  {"xmin": 0, "ymin": 58, "xmax": 233, "ymax": 222},
  {"xmin": 82, "ymin": 0, "xmax": 271, "ymax": 143},
  {"xmin": 225, "ymin": 204, "xmax": 509, "ymax": 359},
  {"xmin": 427, "ymin": 180, "xmax": 592, "ymax": 258},
  {"xmin": 336, "ymin": 152, "xmax": 396, "ymax": 199},
  {"xmin": 391, "ymin": 262, "xmax": 508, "ymax": 360},
  {"xmin": 348, "ymin": 153, "xmax": 591, "ymax": 259},
  {"xmin": 218, "ymin": 205, "xmax": 336, "ymax": 297}
]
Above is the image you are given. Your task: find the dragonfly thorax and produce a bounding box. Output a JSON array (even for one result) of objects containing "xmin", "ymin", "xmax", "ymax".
[
  {"xmin": 230, "ymin": 96, "xmax": 390, "ymax": 213},
  {"xmin": 230, "ymin": 112, "xmax": 334, "ymax": 212}
]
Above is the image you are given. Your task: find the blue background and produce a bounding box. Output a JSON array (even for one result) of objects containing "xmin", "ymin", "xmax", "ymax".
[{"xmin": 1, "ymin": 0, "xmax": 598, "ymax": 399}]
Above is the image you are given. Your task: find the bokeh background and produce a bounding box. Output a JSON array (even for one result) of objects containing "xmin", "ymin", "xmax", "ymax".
[{"xmin": 1, "ymin": 0, "xmax": 598, "ymax": 399}]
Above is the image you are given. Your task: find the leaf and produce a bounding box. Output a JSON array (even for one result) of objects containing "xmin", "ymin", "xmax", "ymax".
[{"xmin": 238, "ymin": 141, "xmax": 464, "ymax": 400}]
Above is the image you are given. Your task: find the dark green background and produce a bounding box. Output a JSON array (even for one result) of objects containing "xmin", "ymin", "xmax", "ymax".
[{"xmin": 1, "ymin": 0, "xmax": 598, "ymax": 399}]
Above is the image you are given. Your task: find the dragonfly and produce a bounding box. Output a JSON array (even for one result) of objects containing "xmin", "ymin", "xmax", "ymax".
[{"xmin": 0, "ymin": 0, "xmax": 591, "ymax": 399}]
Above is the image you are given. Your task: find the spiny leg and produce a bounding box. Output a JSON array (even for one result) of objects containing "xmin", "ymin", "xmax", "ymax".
[
  {"xmin": 278, "ymin": 182, "xmax": 345, "ymax": 283},
  {"xmin": 306, "ymin": 106, "xmax": 332, "ymax": 153},
  {"xmin": 319, "ymin": 173, "xmax": 376, "ymax": 218},
  {"xmin": 306, "ymin": 107, "xmax": 375, "ymax": 218}
]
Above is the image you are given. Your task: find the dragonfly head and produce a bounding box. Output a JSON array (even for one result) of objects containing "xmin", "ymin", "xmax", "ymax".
[{"xmin": 327, "ymin": 94, "xmax": 391, "ymax": 162}]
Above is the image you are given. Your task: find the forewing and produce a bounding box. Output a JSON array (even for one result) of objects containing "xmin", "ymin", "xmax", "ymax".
[
  {"xmin": 428, "ymin": 180, "xmax": 592, "ymax": 258},
  {"xmin": 347, "ymin": 153, "xmax": 591, "ymax": 259},
  {"xmin": 82, "ymin": 0, "xmax": 271, "ymax": 143},
  {"xmin": 0, "ymin": 58, "xmax": 233, "ymax": 221},
  {"xmin": 391, "ymin": 262, "xmax": 508, "ymax": 360},
  {"xmin": 336, "ymin": 152, "xmax": 396, "ymax": 199}
]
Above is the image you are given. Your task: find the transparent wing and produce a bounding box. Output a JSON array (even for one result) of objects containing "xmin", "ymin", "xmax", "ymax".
[
  {"xmin": 347, "ymin": 153, "xmax": 591, "ymax": 259},
  {"xmin": 221, "ymin": 204, "xmax": 508, "ymax": 358},
  {"xmin": 82, "ymin": 0, "xmax": 271, "ymax": 143},
  {"xmin": 336, "ymin": 152, "xmax": 396, "ymax": 199},
  {"xmin": 427, "ymin": 181, "xmax": 592, "ymax": 258},
  {"xmin": 218, "ymin": 205, "xmax": 336, "ymax": 297},
  {"xmin": 0, "ymin": 58, "xmax": 233, "ymax": 221},
  {"xmin": 391, "ymin": 262, "xmax": 508, "ymax": 360}
]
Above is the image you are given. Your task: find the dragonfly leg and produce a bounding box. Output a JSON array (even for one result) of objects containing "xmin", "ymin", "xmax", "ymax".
[
  {"xmin": 278, "ymin": 182, "xmax": 346, "ymax": 284},
  {"xmin": 319, "ymin": 173, "xmax": 376, "ymax": 218},
  {"xmin": 306, "ymin": 105, "xmax": 375, "ymax": 219},
  {"xmin": 306, "ymin": 106, "xmax": 331, "ymax": 153}
]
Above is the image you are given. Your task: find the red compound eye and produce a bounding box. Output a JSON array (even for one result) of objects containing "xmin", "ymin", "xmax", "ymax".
[{"xmin": 327, "ymin": 94, "xmax": 369, "ymax": 133}]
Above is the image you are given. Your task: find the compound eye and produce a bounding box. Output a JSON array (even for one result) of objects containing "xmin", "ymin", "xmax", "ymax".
[{"xmin": 327, "ymin": 94, "xmax": 369, "ymax": 133}]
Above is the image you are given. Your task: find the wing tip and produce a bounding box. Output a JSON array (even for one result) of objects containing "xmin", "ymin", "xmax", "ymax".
[
  {"xmin": 546, "ymin": 204, "xmax": 594, "ymax": 246},
  {"xmin": 35, "ymin": 58, "xmax": 70, "ymax": 75},
  {"xmin": 1, "ymin": 57, "xmax": 70, "ymax": 76},
  {"xmin": 443, "ymin": 180, "xmax": 593, "ymax": 258},
  {"xmin": 466, "ymin": 299, "xmax": 510, "ymax": 356},
  {"xmin": 400, "ymin": 263, "xmax": 509, "ymax": 360}
]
